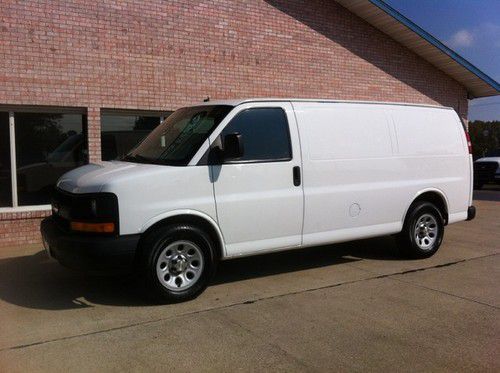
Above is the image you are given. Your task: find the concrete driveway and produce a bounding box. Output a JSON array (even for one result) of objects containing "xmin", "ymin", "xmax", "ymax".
[{"xmin": 0, "ymin": 191, "xmax": 499, "ymax": 372}]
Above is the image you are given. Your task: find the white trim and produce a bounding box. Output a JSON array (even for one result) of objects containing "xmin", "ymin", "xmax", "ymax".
[
  {"xmin": 8, "ymin": 112, "xmax": 18, "ymax": 208},
  {"xmin": 0, "ymin": 205, "xmax": 51, "ymax": 213}
]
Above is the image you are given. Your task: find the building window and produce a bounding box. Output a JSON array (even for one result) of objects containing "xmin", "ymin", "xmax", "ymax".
[
  {"xmin": 0, "ymin": 108, "xmax": 87, "ymax": 208},
  {"xmin": 0, "ymin": 112, "xmax": 12, "ymax": 207},
  {"xmin": 101, "ymin": 110, "xmax": 171, "ymax": 161}
]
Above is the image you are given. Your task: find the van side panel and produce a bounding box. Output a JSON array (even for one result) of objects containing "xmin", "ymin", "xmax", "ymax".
[
  {"xmin": 294, "ymin": 102, "xmax": 469, "ymax": 247},
  {"xmin": 389, "ymin": 106, "xmax": 469, "ymax": 222},
  {"xmin": 295, "ymin": 102, "xmax": 403, "ymax": 246},
  {"xmin": 392, "ymin": 108, "xmax": 464, "ymax": 156}
]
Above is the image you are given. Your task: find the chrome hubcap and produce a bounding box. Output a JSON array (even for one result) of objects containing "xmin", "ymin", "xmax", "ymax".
[
  {"xmin": 156, "ymin": 240, "xmax": 204, "ymax": 291},
  {"xmin": 414, "ymin": 214, "xmax": 438, "ymax": 250}
]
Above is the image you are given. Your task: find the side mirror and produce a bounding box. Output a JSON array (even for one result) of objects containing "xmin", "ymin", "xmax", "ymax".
[{"xmin": 223, "ymin": 133, "xmax": 244, "ymax": 160}]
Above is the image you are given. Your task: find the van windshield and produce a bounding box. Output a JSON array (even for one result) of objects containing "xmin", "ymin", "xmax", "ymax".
[{"xmin": 123, "ymin": 105, "xmax": 232, "ymax": 166}]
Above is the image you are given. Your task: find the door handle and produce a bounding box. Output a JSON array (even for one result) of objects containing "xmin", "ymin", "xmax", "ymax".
[{"xmin": 293, "ymin": 166, "xmax": 301, "ymax": 186}]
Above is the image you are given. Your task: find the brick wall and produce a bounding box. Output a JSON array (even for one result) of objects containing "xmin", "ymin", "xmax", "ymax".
[
  {"xmin": 0, "ymin": 0, "xmax": 469, "ymax": 247},
  {"xmin": 0, "ymin": 211, "xmax": 51, "ymax": 248}
]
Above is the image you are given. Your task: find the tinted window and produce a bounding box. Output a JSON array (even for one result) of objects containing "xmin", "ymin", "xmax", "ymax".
[
  {"xmin": 221, "ymin": 108, "xmax": 291, "ymax": 162},
  {"xmin": 101, "ymin": 114, "xmax": 168, "ymax": 161},
  {"xmin": 15, "ymin": 112, "xmax": 86, "ymax": 206},
  {"xmin": 0, "ymin": 112, "xmax": 12, "ymax": 207}
]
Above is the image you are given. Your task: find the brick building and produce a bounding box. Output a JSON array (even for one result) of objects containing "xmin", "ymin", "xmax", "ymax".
[{"xmin": 0, "ymin": 0, "xmax": 498, "ymax": 248}]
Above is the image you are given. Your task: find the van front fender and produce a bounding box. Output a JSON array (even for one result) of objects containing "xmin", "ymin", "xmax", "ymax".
[{"xmin": 140, "ymin": 209, "xmax": 227, "ymax": 257}]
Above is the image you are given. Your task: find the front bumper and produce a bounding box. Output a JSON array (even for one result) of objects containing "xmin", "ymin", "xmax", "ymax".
[{"xmin": 41, "ymin": 217, "xmax": 140, "ymax": 271}]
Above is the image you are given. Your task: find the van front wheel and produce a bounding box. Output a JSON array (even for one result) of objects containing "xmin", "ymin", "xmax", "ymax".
[
  {"xmin": 139, "ymin": 224, "xmax": 217, "ymax": 302},
  {"xmin": 397, "ymin": 202, "xmax": 444, "ymax": 258}
]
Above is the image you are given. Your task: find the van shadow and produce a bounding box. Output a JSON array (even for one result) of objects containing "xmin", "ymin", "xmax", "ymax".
[
  {"xmin": 213, "ymin": 236, "xmax": 399, "ymax": 285},
  {"xmin": 473, "ymin": 185, "xmax": 500, "ymax": 202},
  {"xmin": 0, "ymin": 236, "xmax": 399, "ymax": 311}
]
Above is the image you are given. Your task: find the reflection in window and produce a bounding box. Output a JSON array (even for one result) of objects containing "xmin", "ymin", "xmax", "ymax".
[
  {"xmin": 15, "ymin": 113, "xmax": 86, "ymax": 206},
  {"xmin": 0, "ymin": 112, "xmax": 12, "ymax": 207},
  {"xmin": 101, "ymin": 113, "xmax": 169, "ymax": 161}
]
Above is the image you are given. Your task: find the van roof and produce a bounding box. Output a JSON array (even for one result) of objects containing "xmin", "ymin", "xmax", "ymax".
[{"xmin": 192, "ymin": 98, "xmax": 455, "ymax": 110}]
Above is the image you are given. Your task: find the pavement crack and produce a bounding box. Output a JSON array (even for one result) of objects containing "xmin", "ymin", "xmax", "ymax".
[
  {"xmin": 348, "ymin": 252, "xmax": 498, "ymax": 281},
  {"xmin": 348, "ymin": 252, "xmax": 500, "ymax": 310},
  {"xmin": 2, "ymin": 252, "xmax": 498, "ymax": 352},
  {"xmin": 390, "ymin": 276, "xmax": 499, "ymax": 310}
]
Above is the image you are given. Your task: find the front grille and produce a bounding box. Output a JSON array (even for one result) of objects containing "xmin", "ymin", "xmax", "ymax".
[
  {"xmin": 474, "ymin": 162, "xmax": 498, "ymax": 182},
  {"xmin": 51, "ymin": 189, "xmax": 73, "ymax": 231},
  {"xmin": 52, "ymin": 213, "xmax": 70, "ymax": 231}
]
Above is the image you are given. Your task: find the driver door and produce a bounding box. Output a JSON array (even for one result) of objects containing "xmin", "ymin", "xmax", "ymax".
[{"xmin": 209, "ymin": 102, "xmax": 303, "ymax": 257}]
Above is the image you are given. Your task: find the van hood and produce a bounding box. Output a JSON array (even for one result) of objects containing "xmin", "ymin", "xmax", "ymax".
[{"xmin": 57, "ymin": 161, "xmax": 172, "ymax": 194}]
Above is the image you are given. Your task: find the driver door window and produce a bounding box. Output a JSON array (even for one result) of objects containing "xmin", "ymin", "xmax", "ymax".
[{"xmin": 220, "ymin": 108, "xmax": 292, "ymax": 163}]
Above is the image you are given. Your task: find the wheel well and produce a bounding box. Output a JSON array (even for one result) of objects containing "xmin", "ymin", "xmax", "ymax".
[
  {"xmin": 139, "ymin": 215, "xmax": 224, "ymax": 260},
  {"xmin": 410, "ymin": 192, "xmax": 448, "ymax": 224}
]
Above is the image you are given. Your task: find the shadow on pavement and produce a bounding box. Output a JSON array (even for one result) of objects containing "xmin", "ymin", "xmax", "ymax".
[
  {"xmin": 213, "ymin": 236, "xmax": 400, "ymax": 285},
  {"xmin": 0, "ymin": 236, "xmax": 400, "ymax": 311},
  {"xmin": 473, "ymin": 185, "xmax": 500, "ymax": 202},
  {"xmin": 0, "ymin": 251, "xmax": 147, "ymax": 310}
]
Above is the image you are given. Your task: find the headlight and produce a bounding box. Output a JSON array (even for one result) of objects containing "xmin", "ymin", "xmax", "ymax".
[
  {"xmin": 52, "ymin": 189, "xmax": 119, "ymax": 234},
  {"xmin": 70, "ymin": 193, "xmax": 119, "ymax": 234}
]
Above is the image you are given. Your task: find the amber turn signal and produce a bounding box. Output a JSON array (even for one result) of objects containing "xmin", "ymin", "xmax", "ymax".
[{"xmin": 70, "ymin": 221, "xmax": 115, "ymax": 233}]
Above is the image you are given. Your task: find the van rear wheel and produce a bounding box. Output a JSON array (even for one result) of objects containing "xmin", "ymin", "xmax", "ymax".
[
  {"xmin": 397, "ymin": 201, "xmax": 444, "ymax": 258},
  {"xmin": 138, "ymin": 224, "xmax": 217, "ymax": 303}
]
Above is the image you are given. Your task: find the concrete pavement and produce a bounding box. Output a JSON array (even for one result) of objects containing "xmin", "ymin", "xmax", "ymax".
[{"xmin": 0, "ymin": 193, "xmax": 498, "ymax": 371}]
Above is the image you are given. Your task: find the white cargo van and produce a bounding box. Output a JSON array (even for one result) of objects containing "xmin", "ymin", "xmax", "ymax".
[{"xmin": 41, "ymin": 99, "xmax": 476, "ymax": 301}]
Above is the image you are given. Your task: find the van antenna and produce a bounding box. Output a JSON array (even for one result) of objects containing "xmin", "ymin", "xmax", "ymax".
[{"xmin": 203, "ymin": 96, "xmax": 210, "ymax": 102}]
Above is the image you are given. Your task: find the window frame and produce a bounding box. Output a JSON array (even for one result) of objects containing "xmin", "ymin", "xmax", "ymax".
[
  {"xmin": 0, "ymin": 106, "xmax": 87, "ymax": 212},
  {"xmin": 202, "ymin": 106, "xmax": 294, "ymax": 165}
]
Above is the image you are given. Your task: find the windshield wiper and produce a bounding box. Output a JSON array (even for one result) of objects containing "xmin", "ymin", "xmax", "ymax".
[
  {"xmin": 122, "ymin": 153, "xmax": 174, "ymax": 166},
  {"xmin": 122, "ymin": 154, "xmax": 150, "ymax": 163}
]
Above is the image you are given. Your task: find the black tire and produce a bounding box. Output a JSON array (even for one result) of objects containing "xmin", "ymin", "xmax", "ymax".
[
  {"xmin": 397, "ymin": 201, "xmax": 444, "ymax": 259},
  {"xmin": 138, "ymin": 223, "xmax": 217, "ymax": 303}
]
